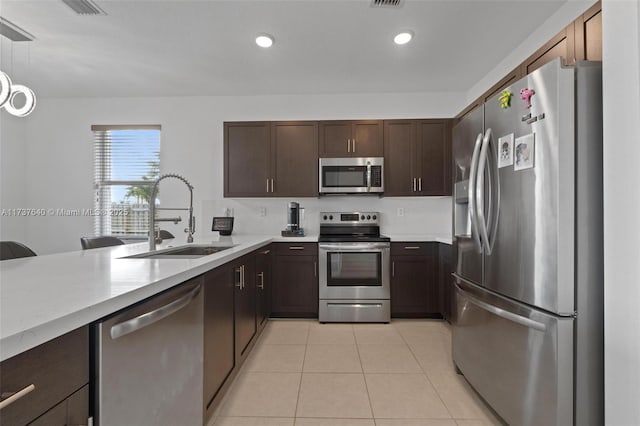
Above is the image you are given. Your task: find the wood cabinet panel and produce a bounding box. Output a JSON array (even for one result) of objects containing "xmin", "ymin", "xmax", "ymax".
[
  {"xmin": 272, "ymin": 121, "xmax": 319, "ymax": 196},
  {"xmin": 272, "ymin": 246, "xmax": 318, "ymax": 317},
  {"xmin": 524, "ymin": 30, "xmax": 571, "ymax": 75},
  {"xmin": 384, "ymin": 119, "xmax": 451, "ymax": 196},
  {"xmin": 438, "ymin": 243, "xmax": 453, "ymax": 321},
  {"xmin": 352, "ymin": 120, "xmax": 383, "ymax": 157},
  {"xmin": 29, "ymin": 385, "xmax": 89, "ymax": 426},
  {"xmin": 319, "ymin": 120, "xmax": 383, "ymax": 157},
  {"xmin": 584, "ymin": 11, "xmax": 602, "ymax": 60},
  {"xmin": 319, "ymin": 121, "xmax": 351, "ymax": 157},
  {"xmin": 256, "ymin": 245, "xmax": 273, "ymax": 331},
  {"xmin": 224, "ymin": 122, "xmax": 271, "ymax": 197},
  {"xmin": 391, "ymin": 242, "xmax": 439, "ymax": 317},
  {"xmin": 417, "ymin": 120, "xmax": 451, "ymax": 196},
  {"xmin": 274, "ymin": 243, "xmax": 318, "ymax": 255},
  {"xmin": 383, "ymin": 120, "xmax": 417, "ymax": 196},
  {"xmin": 0, "ymin": 327, "xmax": 89, "ymax": 426},
  {"xmin": 203, "ymin": 265, "xmax": 235, "ymax": 408},
  {"xmin": 234, "ymin": 256, "xmax": 257, "ymax": 360}
]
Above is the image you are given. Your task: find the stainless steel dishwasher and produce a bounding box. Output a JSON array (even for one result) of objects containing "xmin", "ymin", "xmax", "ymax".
[{"xmin": 95, "ymin": 277, "xmax": 203, "ymax": 426}]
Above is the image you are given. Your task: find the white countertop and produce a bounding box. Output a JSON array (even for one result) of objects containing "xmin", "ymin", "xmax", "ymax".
[
  {"xmin": 0, "ymin": 232, "xmax": 451, "ymax": 361},
  {"xmin": 0, "ymin": 235, "xmax": 272, "ymax": 361}
]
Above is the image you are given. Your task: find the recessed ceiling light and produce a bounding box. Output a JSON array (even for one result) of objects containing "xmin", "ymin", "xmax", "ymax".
[
  {"xmin": 256, "ymin": 34, "xmax": 274, "ymax": 48},
  {"xmin": 394, "ymin": 31, "xmax": 414, "ymax": 45}
]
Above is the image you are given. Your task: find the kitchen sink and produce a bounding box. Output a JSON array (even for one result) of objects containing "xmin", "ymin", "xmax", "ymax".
[{"xmin": 122, "ymin": 244, "xmax": 235, "ymax": 259}]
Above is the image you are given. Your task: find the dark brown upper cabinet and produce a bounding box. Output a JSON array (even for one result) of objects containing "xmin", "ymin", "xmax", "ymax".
[
  {"xmin": 224, "ymin": 121, "xmax": 318, "ymax": 197},
  {"xmin": 271, "ymin": 121, "xmax": 319, "ymax": 196},
  {"xmin": 575, "ymin": 1, "xmax": 602, "ymax": 61},
  {"xmin": 224, "ymin": 122, "xmax": 270, "ymax": 197},
  {"xmin": 454, "ymin": 1, "xmax": 601, "ymax": 123},
  {"xmin": 319, "ymin": 120, "xmax": 383, "ymax": 157},
  {"xmin": 384, "ymin": 119, "xmax": 451, "ymax": 197}
]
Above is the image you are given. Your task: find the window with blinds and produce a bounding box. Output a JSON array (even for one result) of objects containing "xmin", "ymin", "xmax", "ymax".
[{"xmin": 92, "ymin": 125, "xmax": 161, "ymax": 237}]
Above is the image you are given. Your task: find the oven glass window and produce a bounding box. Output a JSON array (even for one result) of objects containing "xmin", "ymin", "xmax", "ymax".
[
  {"xmin": 322, "ymin": 166, "xmax": 366, "ymax": 188},
  {"xmin": 327, "ymin": 252, "xmax": 381, "ymax": 286}
]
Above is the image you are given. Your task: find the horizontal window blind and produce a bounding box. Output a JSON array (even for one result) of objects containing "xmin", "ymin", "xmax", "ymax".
[{"xmin": 93, "ymin": 125, "xmax": 161, "ymax": 237}]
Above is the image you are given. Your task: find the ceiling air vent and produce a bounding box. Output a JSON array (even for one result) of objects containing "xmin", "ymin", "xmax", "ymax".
[
  {"xmin": 370, "ymin": 0, "xmax": 404, "ymax": 8},
  {"xmin": 61, "ymin": 0, "xmax": 106, "ymax": 15},
  {"xmin": 0, "ymin": 17, "xmax": 34, "ymax": 42}
]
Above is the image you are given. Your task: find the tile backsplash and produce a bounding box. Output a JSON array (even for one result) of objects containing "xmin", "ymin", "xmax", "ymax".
[{"xmin": 202, "ymin": 196, "xmax": 451, "ymax": 237}]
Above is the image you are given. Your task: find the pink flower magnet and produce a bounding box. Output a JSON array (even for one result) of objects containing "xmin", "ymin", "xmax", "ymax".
[{"xmin": 520, "ymin": 88, "xmax": 535, "ymax": 108}]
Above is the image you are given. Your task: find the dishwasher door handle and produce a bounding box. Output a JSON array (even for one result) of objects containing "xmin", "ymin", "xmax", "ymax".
[{"xmin": 110, "ymin": 284, "xmax": 201, "ymax": 339}]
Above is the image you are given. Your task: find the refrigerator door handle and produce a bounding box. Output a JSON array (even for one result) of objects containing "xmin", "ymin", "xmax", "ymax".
[
  {"xmin": 476, "ymin": 128, "xmax": 492, "ymax": 254},
  {"xmin": 456, "ymin": 282, "xmax": 547, "ymax": 332},
  {"xmin": 468, "ymin": 132, "xmax": 484, "ymax": 253},
  {"xmin": 486, "ymin": 129, "xmax": 501, "ymax": 253}
]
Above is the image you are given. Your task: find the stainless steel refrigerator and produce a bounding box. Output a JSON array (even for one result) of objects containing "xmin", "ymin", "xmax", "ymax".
[{"xmin": 451, "ymin": 58, "xmax": 603, "ymax": 426}]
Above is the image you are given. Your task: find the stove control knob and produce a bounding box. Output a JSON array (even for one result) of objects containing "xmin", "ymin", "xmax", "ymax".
[
  {"xmin": 367, "ymin": 215, "xmax": 371, "ymax": 220},
  {"xmin": 323, "ymin": 215, "xmax": 328, "ymax": 220},
  {"xmin": 329, "ymin": 215, "xmax": 333, "ymax": 220},
  {"xmin": 372, "ymin": 215, "xmax": 377, "ymax": 220},
  {"xmin": 361, "ymin": 215, "xmax": 365, "ymax": 220}
]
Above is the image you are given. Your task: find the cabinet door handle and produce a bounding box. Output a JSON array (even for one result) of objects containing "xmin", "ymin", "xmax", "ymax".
[
  {"xmin": 347, "ymin": 139, "xmax": 351, "ymax": 153},
  {"xmin": 413, "ymin": 178, "xmax": 417, "ymax": 192},
  {"xmin": 261, "ymin": 249, "xmax": 271, "ymax": 255},
  {"xmin": 270, "ymin": 179, "xmax": 275, "ymax": 193},
  {"xmin": 288, "ymin": 246, "xmax": 305, "ymax": 250},
  {"xmin": 235, "ymin": 267, "xmax": 243, "ymax": 289},
  {"xmin": 314, "ymin": 261, "xmax": 317, "ymax": 277},
  {"xmin": 418, "ymin": 177, "xmax": 422, "ymax": 192},
  {"xmin": 0, "ymin": 384, "xmax": 36, "ymax": 410},
  {"xmin": 266, "ymin": 179, "xmax": 269, "ymax": 193},
  {"xmin": 352, "ymin": 138, "xmax": 356, "ymax": 153},
  {"xmin": 404, "ymin": 246, "xmax": 421, "ymax": 250},
  {"xmin": 257, "ymin": 272, "xmax": 264, "ymax": 289},
  {"xmin": 241, "ymin": 265, "xmax": 245, "ymax": 289},
  {"xmin": 392, "ymin": 261, "xmax": 395, "ymax": 277}
]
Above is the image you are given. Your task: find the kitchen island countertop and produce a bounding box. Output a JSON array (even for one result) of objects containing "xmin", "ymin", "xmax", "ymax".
[{"xmin": 0, "ymin": 235, "xmax": 273, "ymax": 361}]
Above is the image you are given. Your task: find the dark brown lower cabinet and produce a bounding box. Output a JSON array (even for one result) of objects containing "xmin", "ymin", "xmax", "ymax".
[
  {"xmin": 390, "ymin": 243, "xmax": 440, "ymax": 318},
  {"xmin": 255, "ymin": 245, "xmax": 273, "ymax": 331},
  {"xmin": 29, "ymin": 385, "xmax": 88, "ymax": 426},
  {"xmin": 438, "ymin": 243, "xmax": 453, "ymax": 321},
  {"xmin": 0, "ymin": 327, "xmax": 89, "ymax": 426},
  {"xmin": 233, "ymin": 255, "xmax": 257, "ymax": 362},
  {"xmin": 272, "ymin": 243, "xmax": 318, "ymax": 317},
  {"xmin": 203, "ymin": 264, "xmax": 235, "ymax": 409}
]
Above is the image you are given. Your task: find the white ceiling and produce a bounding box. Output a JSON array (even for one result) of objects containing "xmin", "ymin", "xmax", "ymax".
[{"xmin": 0, "ymin": 0, "xmax": 568, "ymax": 98}]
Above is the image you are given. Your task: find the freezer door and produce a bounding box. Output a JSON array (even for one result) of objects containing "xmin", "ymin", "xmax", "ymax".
[
  {"xmin": 452, "ymin": 106, "xmax": 483, "ymax": 285},
  {"xmin": 482, "ymin": 59, "xmax": 576, "ymax": 314},
  {"xmin": 452, "ymin": 277, "xmax": 573, "ymax": 426}
]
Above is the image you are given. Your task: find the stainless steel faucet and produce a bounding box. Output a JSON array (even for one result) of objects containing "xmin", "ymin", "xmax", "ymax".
[{"xmin": 149, "ymin": 173, "xmax": 195, "ymax": 251}]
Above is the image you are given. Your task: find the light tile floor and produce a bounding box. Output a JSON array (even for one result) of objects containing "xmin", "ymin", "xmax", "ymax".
[{"xmin": 210, "ymin": 320, "xmax": 504, "ymax": 426}]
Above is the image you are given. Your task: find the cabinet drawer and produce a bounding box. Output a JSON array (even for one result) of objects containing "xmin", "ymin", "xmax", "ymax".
[
  {"xmin": 0, "ymin": 327, "xmax": 89, "ymax": 426},
  {"xmin": 275, "ymin": 243, "xmax": 318, "ymax": 255},
  {"xmin": 391, "ymin": 242, "xmax": 436, "ymax": 256}
]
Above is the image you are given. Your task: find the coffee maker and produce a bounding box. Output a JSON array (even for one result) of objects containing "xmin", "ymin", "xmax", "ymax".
[{"xmin": 282, "ymin": 202, "xmax": 305, "ymax": 236}]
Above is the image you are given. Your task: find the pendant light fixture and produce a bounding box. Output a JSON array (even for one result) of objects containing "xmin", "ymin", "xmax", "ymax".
[{"xmin": 0, "ymin": 71, "xmax": 36, "ymax": 117}]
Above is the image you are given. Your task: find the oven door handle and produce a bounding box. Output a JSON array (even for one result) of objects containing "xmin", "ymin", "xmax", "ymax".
[{"xmin": 319, "ymin": 243, "xmax": 390, "ymax": 251}]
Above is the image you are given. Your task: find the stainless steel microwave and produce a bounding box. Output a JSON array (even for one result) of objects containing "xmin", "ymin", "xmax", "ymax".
[{"xmin": 319, "ymin": 157, "xmax": 384, "ymax": 194}]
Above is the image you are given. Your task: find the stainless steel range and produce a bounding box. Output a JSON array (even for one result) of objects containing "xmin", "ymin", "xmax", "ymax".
[{"xmin": 318, "ymin": 212, "xmax": 390, "ymax": 323}]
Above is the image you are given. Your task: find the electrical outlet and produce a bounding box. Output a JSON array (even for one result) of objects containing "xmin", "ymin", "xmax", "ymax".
[
  {"xmin": 259, "ymin": 207, "xmax": 267, "ymax": 217},
  {"xmin": 397, "ymin": 208, "xmax": 405, "ymax": 217}
]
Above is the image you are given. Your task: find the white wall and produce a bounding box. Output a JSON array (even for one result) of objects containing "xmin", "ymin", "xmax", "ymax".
[
  {"xmin": 0, "ymin": 112, "xmax": 27, "ymax": 244},
  {"xmin": 602, "ymin": 1, "xmax": 640, "ymax": 424},
  {"xmin": 13, "ymin": 92, "xmax": 462, "ymax": 254}
]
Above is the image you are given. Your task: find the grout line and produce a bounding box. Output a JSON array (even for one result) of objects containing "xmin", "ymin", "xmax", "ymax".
[
  {"xmin": 292, "ymin": 321, "xmax": 311, "ymax": 419},
  {"xmin": 354, "ymin": 331, "xmax": 376, "ymax": 420}
]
